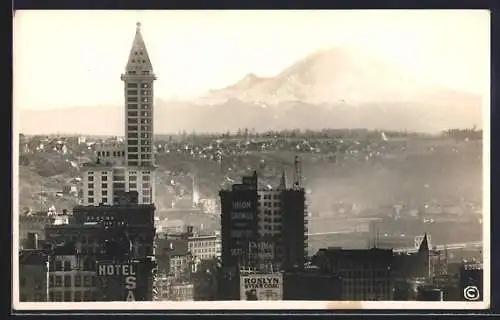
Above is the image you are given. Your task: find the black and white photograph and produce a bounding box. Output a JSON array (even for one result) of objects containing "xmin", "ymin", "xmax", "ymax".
[{"xmin": 13, "ymin": 10, "xmax": 489, "ymax": 310}]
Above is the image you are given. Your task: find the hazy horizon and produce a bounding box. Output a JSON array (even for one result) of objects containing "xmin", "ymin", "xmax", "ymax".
[{"xmin": 14, "ymin": 10, "xmax": 490, "ymax": 111}]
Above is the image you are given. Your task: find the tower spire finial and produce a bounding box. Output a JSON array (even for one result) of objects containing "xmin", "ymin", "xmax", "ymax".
[{"xmin": 136, "ymin": 22, "xmax": 142, "ymax": 32}]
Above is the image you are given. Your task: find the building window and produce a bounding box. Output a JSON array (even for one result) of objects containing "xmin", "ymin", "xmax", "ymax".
[
  {"xmin": 20, "ymin": 277, "xmax": 26, "ymax": 287},
  {"xmin": 128, "ymin": 140, "xmax": 138, "ymax": 145},
  {"xmin": 102, "ymin": 175, "xmax": 108, "ymax": 182},
  {"xmin": 55, "ymin": 275, "xmax": 62, "ymax": 287},
  {"xmin": 49, "ymin": 276, "xmax": 54, "ymax": 287},
  {"xmin": 88, "ymin": 183, "xmax": 94, "ymax": 189},
  {"xmin": 142, "ymin": 183, "xmax": 150, "ymax": 189},
  {"xmin": 127, "ymin": 83, "xmax": 138, "ymax": 88},
  {"xmin": 83, "ymin": 275, "xmax": 91, "ymax": 287},
  {"xmin": 75, "ymin": 275, "xmax": 82, "ymax": 287},
  {"xmin": 128, "ymin": 132, "xmax": 138, "ymax": 139},
  {"xmin": 88, "ymin": 176, "xmax": 94, "ymax": 182},
  {"xmin": 127, "ymin": 90, "xmax": 138, "ymax": 96},
  {"xmin": 128, "ymin": 125, "xmax": 138, "ymax": 132},
  {"xmin": 88, "ymin": 190, "xmax": 94, "ymax": 196},
  {"xmin": 55, "ymin": 260, "xmax": 62, "ymax": 271},
  {"xmin": 129, "ymin": 118, "xmax": 138, "ymax": 124},
  {"xmin": 142, "ymin": 175, "xmax": 150, "ymax": 181},
  {"xmin": 128, "ymin": 97, "xmax": 138, "ymax": 103},
  {"xmin": 129, "ymin": 154, "xmax": 138, "ymax": 159},
  {"xmin": 129, "ymin": 183, "xmax": 137, "ymax": 189},
  {"xmin": 74, "ymin": 291, "xmax": 82, "ymax": 301},
  {"xmin": 128, "ymin": 104, "xmax": 138, "ymax": 110},
  {"xmin": 54, "ymin": 292, "xmax": 63, "ymax": 302},
  {"xmin": 64, "ymin": 275, "xmax": 72, "ymax": 287},
  {"xmin": 63, "ymin": 260, "xmax": 71, "ymax": 271},
  {"xmin": 143, "ymin": 197, "xmax": 150, "ymax": 203},
  {"xmin": 83, "ymin": 291, "xmax": 92, "ymax": 301},
  {"xmin": 64, "ymin": 291, "xmax": 72, "ymax": 302},
  {"xmin": 102, "ymin": 197, "xmax": 108, "ymax": 203},
  {"xmin": 34, "ymin": 293, "xmax": 44, "ymax": 302},
  {"xmin": 88, "ymin": 197, "xmax": 94, "ymax": 204},
  {"xmin": 128, "ymin": 71, "xmax": 136, "ymax": 75}
]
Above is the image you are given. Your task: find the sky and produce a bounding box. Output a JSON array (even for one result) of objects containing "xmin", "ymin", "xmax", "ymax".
[{"xmin": 13, "ymin": 10, "xmax": 490, "ymax": 111}]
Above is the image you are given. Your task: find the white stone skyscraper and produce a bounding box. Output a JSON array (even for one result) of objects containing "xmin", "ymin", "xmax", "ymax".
[{"xmin": 81, "ymin": 22, "xmax": 156, "ymax": 206}]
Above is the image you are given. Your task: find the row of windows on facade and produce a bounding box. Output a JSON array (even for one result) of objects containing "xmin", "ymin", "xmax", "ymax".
[
  {"xmin": 49, "ymin": 274, "xmax": 96, "ymax": 288},
  {"xmin": 128, "ymin": 97, "xmax": 150, "ymax": 103},
  {"xmin": 131, "ymin": 58, "xmax": 147, "ymax": 64},
  {"xmin": 191, "ymin": 247, "xmax": 219, "ymax": 254},
  {"xmin": 87, "ymin": 181, "xmax": 150, "ymax": 189},
  {"xmin": 126, "ymin": 89, "xmax": 151, "ymax": 96},
  {"xmin": 127, "ymin": 118, "xmax": 153, "ymax": 127},
  {"xmin": 188, "ymin": 241, "xmax": 220, "ymax": 248},
  {"xmin": 127, "ymin": 110, "xmax": 151, "ymax": 117},
  {"xmin": 127, "ymin": 133, "xmax": 152, "ymax": 140},
  {"xmin": 86, "ymin": 196, "xmax": 150, "ymax": 204},
  {"xmin": 96, "ymin": 150, "xmax": 125, "ymax": 158},
  {"xmin": 127, "ymin": 81, "xmax": 150, "ymax": 88},
  {"xmin": 259, "ymin": 202, "xmax": 281, "ymax": 208},
  {"xmin": 126, "ymin": 140, "xmax": 152, "ymax": 147},
  {"xmin": 127, "ymin": 70, "xmax": 151, "ymax": 75},
  {"xmin": 127, "ymin": 125, "xmax": 152, "ymax": 133},
  {"xmin": 127, "ymin": 146, "xmax": 152, "ymax": 153},
  {"xmin": 127, "ymin": 104, "xmax": 151, "ymax": 112},
  {"xmin": 127, "ymin": 82, "xmax": 150, "ymax": 89},
  {"xmin": 261, "ymin": 217, "xmax": 283, "ymax": 223},
  {"xmin": 49, "ymin": 290, "xmax": 95, "ymax": 302},
  {"xmin": 87, "ymin": 171, "xmax": 151, "ymax": 176},
  {"xmin": 260, "ymin": 194, "xmax": 282, "ymax": 200},
  {"xmin": 127, "ymin": 127, "xmax": 152, "ymax": 134}
]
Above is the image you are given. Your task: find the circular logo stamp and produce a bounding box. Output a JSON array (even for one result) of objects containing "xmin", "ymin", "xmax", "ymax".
[{"xmin": 463, "ymin": 285, "xmax": 480, "ymax": 301}]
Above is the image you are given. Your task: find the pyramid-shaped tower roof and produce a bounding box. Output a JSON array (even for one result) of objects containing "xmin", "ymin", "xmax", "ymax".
[
  {"xmin": 418, "ymin": 233, "xmax": 430, "ymax": 253},
  {"xmin": 125, "ymin": 22, "xmax": 154, "ymax": 74}
]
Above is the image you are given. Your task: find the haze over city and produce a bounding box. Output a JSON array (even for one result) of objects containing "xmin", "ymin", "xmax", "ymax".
[{"xmin": 15, "ymin": 10, "xmax": 488, "ymax": 109}]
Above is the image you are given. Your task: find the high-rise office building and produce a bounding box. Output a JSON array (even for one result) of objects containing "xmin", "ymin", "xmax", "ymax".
[
  {"xmin": 81, "ymin": 22, "xmax": 156, "ymax": 206},
  {"xmin": 219, "ymin": 163, "xmax": 308, "ymax": 272}
]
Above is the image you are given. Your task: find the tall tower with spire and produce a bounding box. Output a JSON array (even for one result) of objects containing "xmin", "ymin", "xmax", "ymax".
[
  {"xmin": 119, "ymin": 22, "xmax": 157, "ymax": 204},
  {"xmin": 121, "ymin": 22, "xmax": 157, "ymax": 168}
]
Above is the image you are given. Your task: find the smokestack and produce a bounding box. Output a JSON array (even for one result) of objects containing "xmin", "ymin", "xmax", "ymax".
[{"xmin": 27, "ymin": 232, "xmax": 39, "ymax": 250}]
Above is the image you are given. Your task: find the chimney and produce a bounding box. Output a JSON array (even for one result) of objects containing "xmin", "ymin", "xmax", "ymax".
[{"xmin": 27, "ymin": 232, "xmax": 39, "ymax": 250}]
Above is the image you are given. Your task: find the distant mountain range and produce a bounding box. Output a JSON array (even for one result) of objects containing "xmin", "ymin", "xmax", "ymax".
[{"xmin": 19, "ymin": 46, "xmax": 482, "ymax": 135}]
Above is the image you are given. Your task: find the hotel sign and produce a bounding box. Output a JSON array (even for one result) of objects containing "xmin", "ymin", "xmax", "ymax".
[{"xmin": 97, "ymin": 263, "xmax": 137, "ymax": 301}]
